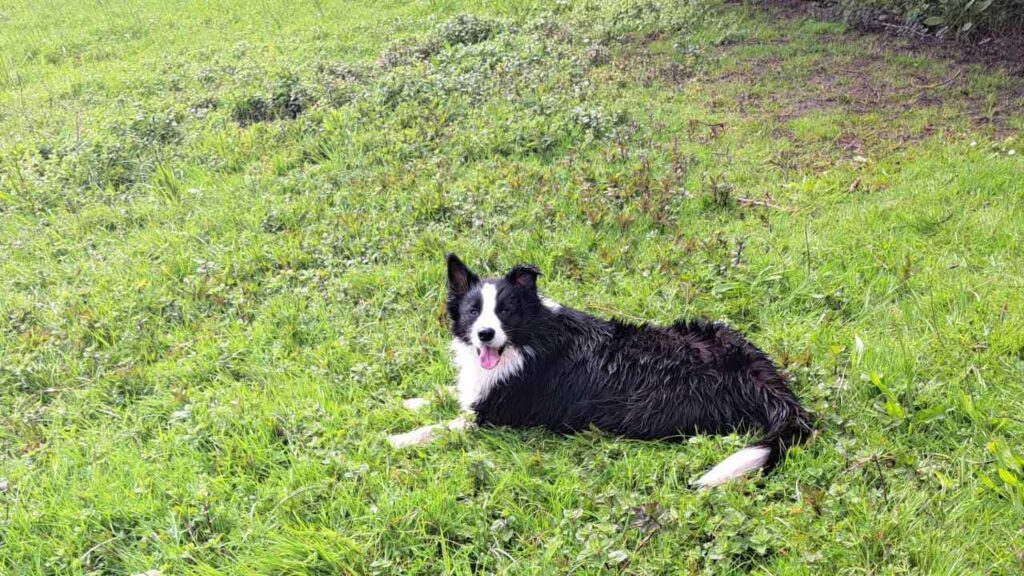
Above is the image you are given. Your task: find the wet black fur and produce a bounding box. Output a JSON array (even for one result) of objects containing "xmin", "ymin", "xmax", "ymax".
[{"xmin": 446, "ymin": 254, "xmax": 812, "ymax": 473}]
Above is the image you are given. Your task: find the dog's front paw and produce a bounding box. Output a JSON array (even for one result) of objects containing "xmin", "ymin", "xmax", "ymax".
[
  {"xmin": 401, "ymin": 397, "xmax": 430, "ymax": 412},
  {"xmin": 387, "ymin": 424, "xmax": 440, "ymax": 448},
  {"xmin": 446, "ymin": 416, "xmax": 474, "ymax": 431}
]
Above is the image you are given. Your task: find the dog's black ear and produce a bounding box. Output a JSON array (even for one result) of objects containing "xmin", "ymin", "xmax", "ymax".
[
  {"xmin": 446, "ymin": 253, "xmax": 479, "ymax": 295},
  {"xmin": 505, "ymin": 264, "xmax": 540, "ymax": 290}
]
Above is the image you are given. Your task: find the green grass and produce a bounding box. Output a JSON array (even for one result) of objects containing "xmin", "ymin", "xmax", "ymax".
[{"xmin": 1, "ymin": 0, "xmax": 1023, "ymax": 573}]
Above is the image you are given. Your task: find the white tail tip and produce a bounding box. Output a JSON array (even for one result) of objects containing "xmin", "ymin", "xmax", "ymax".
[{"xmin": 693, "ymin": 446, "xmax": 771, "ymax": 488}]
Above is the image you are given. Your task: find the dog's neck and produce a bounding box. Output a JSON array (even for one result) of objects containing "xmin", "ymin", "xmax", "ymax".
[
  {"xmin": 450, "ymin": 339, "xmax": 532, "ymax": 411},
  {"xmin": 449, "ymin": 295, "xmax": 565, "ymax": 412}
]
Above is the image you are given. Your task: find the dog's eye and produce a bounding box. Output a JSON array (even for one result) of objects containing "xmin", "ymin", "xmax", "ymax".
[
  {"xmin": 469, "ymin": 305, "xmax": 481, "ymax": 315},
  {"xmin": 495, "ymin": 304, "xmax": 507, "ymax": 315}
]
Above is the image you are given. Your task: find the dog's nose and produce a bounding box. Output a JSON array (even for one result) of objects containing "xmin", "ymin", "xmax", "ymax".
[{"xmin": 478, "ymin": 328, "xmax": 495, "ymax": 342}]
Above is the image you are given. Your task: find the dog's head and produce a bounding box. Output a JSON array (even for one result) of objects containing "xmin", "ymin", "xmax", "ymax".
[{"xmin": 445, "ymin": 253, "xmax": 546, "ymax": 371}]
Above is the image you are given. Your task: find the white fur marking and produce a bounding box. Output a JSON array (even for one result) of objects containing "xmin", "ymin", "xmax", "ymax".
[
  {"xmin": 446, "ymin": 416, "xmax": 474, "ymax": 431},
  {"xmin": 451, "ymin": 338, "xmax": 526, "ymax": 411},
  {"xmin": 471, "ymin": 283, "xmax": 506, "ymax": 349},
  {"xmin": 388, "ymin": 416, "xmax": 475, "ymax": 449},
  {"xmin": 401, "ymin": 397, "xmax": 430, "ymax": 411},
  {"xmin": 540, "ymin": 295, "xmax": 561, "ymax": 311},
  {"xmin": 388, "ymin": 424, "xmax": 441, "ymax": 448},
  {"xmin": 693, "ymin": 446, "xmax": 771, "ymax": 488}
]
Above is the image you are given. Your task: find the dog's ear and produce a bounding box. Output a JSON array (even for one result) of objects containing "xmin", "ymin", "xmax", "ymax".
[
  {"xmin": 446, "ymin": 253, "xmax": 479, "ymax": 295},
  {"xmin": 505, "ymin": 264, "xmax": 540, "ymax": 290}
]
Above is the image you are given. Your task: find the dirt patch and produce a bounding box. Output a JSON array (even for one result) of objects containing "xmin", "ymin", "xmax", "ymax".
[
  {"xmin": 644, "ymin": 61, "xmax": 692, "ymax": 87},
  {"xmin": 701, "ymin": 15, "xmax": 1023, "ymax": 139},
  {"xmin": 756, "ymin": 0, "xmax": 1024, "ymax": 75},
  {"xmin": 710, "ymin": 55, "xmax": 919, "ymax": 116},
  {"xmin": 784, "ymin": 59, "xmax": 899, "ymax": 115},
  {"xmin": 682, "ymin": 3, "xmax": 1024, "ymax": 175}
]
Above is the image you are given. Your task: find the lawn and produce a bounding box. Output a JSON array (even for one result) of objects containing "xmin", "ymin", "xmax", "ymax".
[{"xmin": 1, "ymin": 0, "xmax": 1023, "ymax": 573}]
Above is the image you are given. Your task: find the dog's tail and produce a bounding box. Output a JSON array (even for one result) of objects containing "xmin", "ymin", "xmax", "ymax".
[{"xmin": 693, "ymin": 389, "xmax": 811, "ymax": 488}]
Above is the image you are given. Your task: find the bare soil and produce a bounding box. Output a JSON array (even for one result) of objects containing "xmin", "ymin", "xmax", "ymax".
[{"xmin": 704, "ymin": 2, "xmax": 1024, "ymax": 137}]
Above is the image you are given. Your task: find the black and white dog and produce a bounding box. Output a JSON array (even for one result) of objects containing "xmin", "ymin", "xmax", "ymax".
[{"xmin": 391, "ymin": 254, "xmax": 811, "ymax": 488}]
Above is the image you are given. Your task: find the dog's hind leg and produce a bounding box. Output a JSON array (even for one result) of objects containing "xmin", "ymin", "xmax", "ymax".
[{"xmin": 693, "ymin": 385, "xmax": 811, "ymax": 487}]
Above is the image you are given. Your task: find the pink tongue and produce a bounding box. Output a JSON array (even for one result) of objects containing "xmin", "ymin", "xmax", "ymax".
[{"xmin": 479, "ymin": 347, "xmax": 500, "ymax": 370}]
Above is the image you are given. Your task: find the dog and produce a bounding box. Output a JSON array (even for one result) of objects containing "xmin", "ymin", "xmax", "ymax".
[{"xmin": 390, "ymin": 254, "xmax": 811, "ymax": 488}]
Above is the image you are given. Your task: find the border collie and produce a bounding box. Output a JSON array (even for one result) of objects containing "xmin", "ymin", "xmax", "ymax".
[{"xmin": 390, "ymin": 254, "xmax": 811, "ymax": 487}]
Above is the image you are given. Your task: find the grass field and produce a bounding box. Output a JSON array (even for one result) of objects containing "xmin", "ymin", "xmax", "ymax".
[{"xmin": 1, "ymin": 0, "xmax": 1023, "ymax": 573}]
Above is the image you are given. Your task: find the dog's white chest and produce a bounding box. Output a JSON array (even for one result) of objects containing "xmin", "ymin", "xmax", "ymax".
[{"xmin": 451, "ymin": 339, "xmax": 526, "ymax": 411}]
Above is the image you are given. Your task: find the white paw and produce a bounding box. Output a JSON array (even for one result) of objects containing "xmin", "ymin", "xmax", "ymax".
[
  {"xmin": 387, "ymin": 424, "xmax": 440, "ymax": 448},
  {"xmin": 401, "ymin": 397, "xmax": 430, "ymax": 412},
  {"xmin": 447, "ymin": 416, "xmax": 475, "ymax": 431}
]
